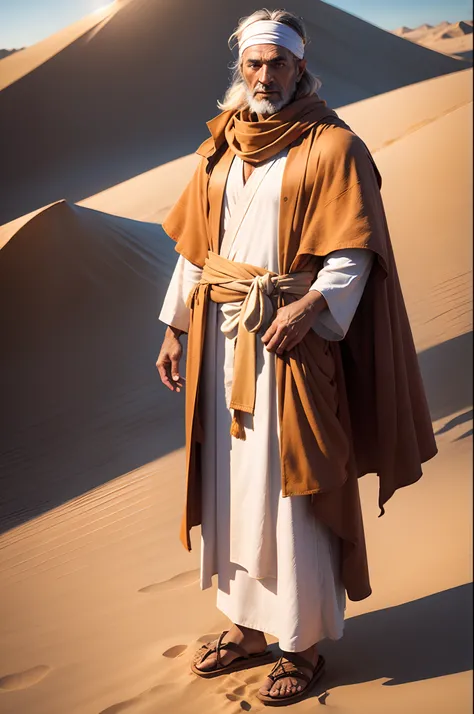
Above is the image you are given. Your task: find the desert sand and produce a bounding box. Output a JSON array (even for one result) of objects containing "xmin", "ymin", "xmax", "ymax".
[
  {"xmin": 394, "ymin": 20, "xmax": 473, "ymax": 60},
  {"xmin": 0, "ymin": 1, "xmax": 472, "ymax": 713}
]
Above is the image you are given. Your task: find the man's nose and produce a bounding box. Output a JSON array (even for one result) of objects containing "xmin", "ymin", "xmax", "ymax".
[{"xmin": 258, "ymin": 63, "xmax": 274, "ymax": 85}]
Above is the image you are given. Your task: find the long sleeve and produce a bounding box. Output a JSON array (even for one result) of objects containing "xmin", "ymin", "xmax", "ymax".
[
  {"xmin": 159, "ymin": 254, "xmax": 203, "ymax": 333},
  {"xmin": 311, "ymin": 249, "xmax": 374, "ymax": 341}
]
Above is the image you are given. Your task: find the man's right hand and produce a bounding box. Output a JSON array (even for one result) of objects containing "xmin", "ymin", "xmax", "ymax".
[{"xmin": 156, "ymin": 326, "xmax": 185, "ymax": 392}]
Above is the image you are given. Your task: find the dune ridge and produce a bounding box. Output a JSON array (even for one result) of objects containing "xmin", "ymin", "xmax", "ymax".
[
  {"xmin": 0, "ymin": 2, "xmax": 120, "ymax": 92},
  {"xmin": 393, "ymin": 19, "xmax": 473, "ymax": 59},
  {"xmin": 0, "ymin": 48, "xmax": 23, "ymax": 60}
]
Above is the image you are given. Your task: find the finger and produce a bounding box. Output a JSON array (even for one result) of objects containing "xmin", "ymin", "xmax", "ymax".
[
  {"xmin": 170, "ymin": 375, "xmax": 185, "ymax": 392},
  {"xmin": 278, "ymin": 331, "xmax": 301, "ymax": 354},
  {"xmin": 276, "ymin": 333, "xmax": 291, "ymax": 355},
  {"xmin": 265, "ymin": 335, "xmax": 283, "ymax": 352},
  {"xmin": 157, "ymin": 361, "xmax": 175, "ymax": 390},
  {"xmin": 265, "ymin": 327, "xmax": 287, "ymax": 352},
  {"xmin": 158, "ymin": 360, "xmax": 181, "ymax": 391},
  {"xmin": 170, "ymin": 355, "xmax": 182, "ymax": 383},
  {"xmin": 173, "ymin": 375, "xmax": 186, "ymax": 393},
  {"xmin": 261, "ymin": 321, "xmax": 278, "ymax": 344}
]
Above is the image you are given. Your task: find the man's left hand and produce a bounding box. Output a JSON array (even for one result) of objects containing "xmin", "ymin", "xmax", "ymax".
[{"xmin": 261, "ymin": 291, "xmax": 327, "ymax": 354}]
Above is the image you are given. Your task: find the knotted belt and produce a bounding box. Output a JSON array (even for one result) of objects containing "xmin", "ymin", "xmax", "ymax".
[{"xmin": 187, "ymin": 251, "xmax": 314, "ymax": 439}]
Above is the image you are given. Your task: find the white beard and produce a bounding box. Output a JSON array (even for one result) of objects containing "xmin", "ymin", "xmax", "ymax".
[
  {"xmin": 246, "ymin": 93, "xmax": 286, "ymax": 116},
  {"xmin": 245, "ymin": 82, "xmax": 296, "ymax": 116}
]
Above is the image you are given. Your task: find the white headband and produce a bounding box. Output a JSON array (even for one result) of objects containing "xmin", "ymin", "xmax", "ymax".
[{"xmin": 238, "ymin": 20, "xmax": 305, "ymax": 60}]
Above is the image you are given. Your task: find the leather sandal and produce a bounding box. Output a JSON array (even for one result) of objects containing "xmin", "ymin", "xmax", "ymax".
[
  {"xmin": 191, "ymin": 630, "xmax": 273, "ymax": 678},
  {"xmin": 256, "ymin": 653, "xmax": 325, "ymax": 706}
]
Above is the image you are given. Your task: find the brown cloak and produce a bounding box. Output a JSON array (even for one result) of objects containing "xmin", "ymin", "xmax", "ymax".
[{"xmin": 162, "ymin": 102, "xmax": 437, "ymax": 602}]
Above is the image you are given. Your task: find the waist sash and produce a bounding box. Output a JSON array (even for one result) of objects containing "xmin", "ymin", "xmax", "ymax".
[{"xmin": 187, "ymin": 250, "xmax": 313, "ymax": 438}]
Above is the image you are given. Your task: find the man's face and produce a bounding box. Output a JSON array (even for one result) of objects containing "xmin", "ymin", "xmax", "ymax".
[{"xmin": 241, "ymin": 44, "xmax": 306, "ymax": 116}]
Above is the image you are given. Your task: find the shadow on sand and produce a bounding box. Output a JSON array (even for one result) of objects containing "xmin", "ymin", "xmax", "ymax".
[
  {"xmin": 308, "ymin": 584, "xmax": 473, "ymax": 699},
  {"xmin": 418, "ymin": 332, "xmax": 473, "ymax": 422},
  {"xmin": 0, "ymin": 203, "xmax": 184, "ymax": 534}
]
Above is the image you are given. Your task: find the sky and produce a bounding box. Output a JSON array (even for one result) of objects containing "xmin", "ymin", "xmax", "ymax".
[{"xmin": 0, "ymin": 0, "xmax": 472, "ymax": 48}]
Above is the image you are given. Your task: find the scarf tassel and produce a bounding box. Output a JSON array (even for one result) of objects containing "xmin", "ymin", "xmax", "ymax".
[{"xmin": 230, "ymin": 409, "xmax": 246, "ymax": 440}]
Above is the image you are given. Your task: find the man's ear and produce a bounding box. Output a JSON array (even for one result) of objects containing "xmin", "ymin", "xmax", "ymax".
[{"xmin": 297, "ymin": 58, "xmax": 307, "ymax": 82}]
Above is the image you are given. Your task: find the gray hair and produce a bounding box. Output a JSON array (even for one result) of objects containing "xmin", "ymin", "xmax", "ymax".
[{"xmin": 218, "ymin": 8, "xmax": 322, "ymax": 112}]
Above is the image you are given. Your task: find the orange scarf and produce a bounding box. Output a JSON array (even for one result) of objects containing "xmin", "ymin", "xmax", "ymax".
[{"xmin": 222, "ymin": 95, "xmax": 338, "ymax": 165}]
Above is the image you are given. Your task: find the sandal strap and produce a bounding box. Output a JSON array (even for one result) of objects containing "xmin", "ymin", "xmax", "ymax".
[
  {"xmin": 215, "ymin": 630, "xmax": 250, "ymax": 666},
  {"xmin": 198, "ymin": 630, "xmax": 250, "ymax": 669},
  {"xmin": 285, "ymin": 652, "xmax": 316, "ymax": 672},
  {"xmin": 267, "ymin": 655, "xmax": 319, "ymax": 685},
  {"xmin": 197, "ymin": 631, "xmax": 228, "ymax": 666}
]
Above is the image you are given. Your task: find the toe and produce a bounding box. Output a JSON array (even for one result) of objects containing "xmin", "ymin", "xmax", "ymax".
[
  {"xmin": 270, "ymin": 681, "xmax": 284, "ymax": 698},
  {"xmin": 195, "ymin": 653, "xmax": 216, "ymax": 671},
  {"xmin": 259, "ymin": 677, "xmax": 273, "ymax": 696}
]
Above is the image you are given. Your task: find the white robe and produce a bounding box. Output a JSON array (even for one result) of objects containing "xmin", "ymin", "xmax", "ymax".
[{"xmin": 160, "ymin": 150, "xmax": 373, "ymax": 651}]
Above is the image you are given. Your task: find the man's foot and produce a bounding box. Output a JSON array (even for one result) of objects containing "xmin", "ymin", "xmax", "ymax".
[
  {"xmin": 258, "ymin": 644, "xmax": 319, "ymax": 700},
  {"xmin": 194, "ymin": 624, "xmax": 267, "ymax": 672}
]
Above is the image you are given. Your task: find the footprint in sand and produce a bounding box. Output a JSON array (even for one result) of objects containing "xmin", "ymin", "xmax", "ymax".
[
  {"xmin": 162, "ymin": 644, "xmax": 188, "ymax": 658},
  {"xmin": 99, "ymin": 684, "xmax": 168, "ymax": 714},
  {"xmin": 226, "ymin": 683, "xmax": 252, "ymax": 709},
  {"xmin": 0, "ymin": 665, "xmax": 51, "ymax": 691},
  {"xmin": 230, "ymin": 685, "xmax": 248, "ymax": 697},
  {"xmin": 99, "ymin": 696, "xmax": 141, "ymax": 714},
  {"xmin": 197, "ymin": 633, "xmax": 220, "ymax": 644},
  {"xmin": 243, "ymin": 671, "xmax": 265, "ymax": 685},
  {"xmin": 139, "ymin": 569, "xmax": 200, "ymax": 594},
  {"xmin": 215, "ymin": 676, "xmax": 244, "ymax": 695}
]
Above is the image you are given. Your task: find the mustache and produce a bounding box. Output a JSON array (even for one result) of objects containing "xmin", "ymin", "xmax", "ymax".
[{"xmin": 253, "ymin": 83, "xmax": 280, "ymax": 94}]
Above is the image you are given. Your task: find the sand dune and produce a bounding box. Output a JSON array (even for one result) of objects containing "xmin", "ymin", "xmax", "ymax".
[
  {"xmin": 395, "ymin": 19, "xmax": 473, "ymax": 41},
  {"xmin": 435, "ymin": 20, "xmax": 473, "ymax": 38},
  {"xmin": 0, "ymin": 49, "xmax": 23, "ymax": 60},
  {"xmin": 0, "ymin": 201, "xmax": 182, "ymax": 532},
  {"xmin": 0, "ymin": 2, "xmax": 120, "ymax": 92},
  {"xmin": 426, "ymin": 35, "xmax": 473, "ymax": 60},
  {"xmin": 0, "ymin": 2, "xmax": 472, "ymax": 713},
  {"xmin": 397, "ymin": 23, "xmax": 435, "ymax": 40},
  {"xmin": 393, "ymin": 19, "xmax": 473, "ymax": 60},
  {"xmin": 0, "ymin": 0, "xmax": 471, "ymax": 226},
  {"xmin": 393, "ymin": 26, "xmax": 414, "ymax": 36}
]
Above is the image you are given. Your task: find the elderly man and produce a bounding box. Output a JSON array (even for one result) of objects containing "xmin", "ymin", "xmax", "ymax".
[{"xmin": 157, "ymin": 8, "xmax": 436, "ymax": 706}]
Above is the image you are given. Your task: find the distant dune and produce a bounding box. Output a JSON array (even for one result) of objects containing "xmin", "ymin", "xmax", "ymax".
[
  {"xmin": 393, "ymin": 26, "xmax": 412, "ymax": 35},
  {"xmin": 0, "ymin": 48, "xmax": 23, "ymax": 60},
  {"xmin": 393, "ymin": 19, "xmax": 473, "ymax": 60}
]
